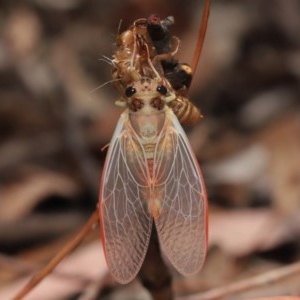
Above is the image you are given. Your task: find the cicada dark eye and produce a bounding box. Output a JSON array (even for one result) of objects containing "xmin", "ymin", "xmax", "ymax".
[
  {"xmin": 125, "ymin": 86, "xmax": 136, "ymax": 97},
  {"xmin": 156, "ymin": 85, "xmax": 168, "ymax": 95}
]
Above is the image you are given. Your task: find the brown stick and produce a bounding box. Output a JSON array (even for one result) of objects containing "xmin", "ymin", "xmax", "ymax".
[
  {"xmin": 138, "ymin": 227, "xmax": 173, "ymax": 300},
  {"xmin": 12, "ymin": 210, "xmax": 99, "ymax": 300},
  {"xmin": 176, "ymin": 261, "xmax": 300, "ymax": 300},
  {"xmin": 190, "ymin": 0, "xmax": 211, "ymax": 83}
]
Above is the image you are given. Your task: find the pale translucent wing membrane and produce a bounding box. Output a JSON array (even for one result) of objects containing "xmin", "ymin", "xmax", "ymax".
[
  {"xmin": 100, "ymin": 112, "xmax": 152, "ymax": 284},
  {"xmin": 120, "ymin": 134, "xmax": 150, "ymax": 186},
  {"xmin": 154, "ymin": 111, "xmax": 208, "ymax": 275}
]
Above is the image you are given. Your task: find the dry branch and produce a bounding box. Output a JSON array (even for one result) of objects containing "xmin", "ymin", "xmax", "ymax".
[{"xmin": 177, "ymin": 261, "xmax": 300, "ymax": 300}]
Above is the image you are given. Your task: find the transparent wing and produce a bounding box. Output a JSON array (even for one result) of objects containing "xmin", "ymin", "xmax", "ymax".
[
  {"xmin": 154, "ymin": 109, "xmax": 208, "ymax": 275},
  {"xmin": 99, "ymin": 111, "xmax": 152, "ymax": 284}
]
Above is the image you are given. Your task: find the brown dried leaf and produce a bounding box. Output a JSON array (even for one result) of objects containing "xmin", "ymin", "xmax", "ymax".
[
  {"xmin": 0, "ymin": 168, "xmax": 79, "ymax": 222},
  {"xmin": 0, "ymin": 240, "xmax": 107, "ymax": 300},
  {"xmin": 261, "ymin": 114, "xmax": 300, "ymax": 214},
  {"xmin": 209, "ymin": 208, "xmax": 300, "ymax": 256}
]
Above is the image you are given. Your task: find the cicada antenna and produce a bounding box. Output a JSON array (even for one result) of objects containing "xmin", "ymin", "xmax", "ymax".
[
  {"xmin": 189, "ymin": 0, "xmax": 211, "ymax": 89},
  {"xmin": 117, "ymin": 19, "xmax": 123, "ymax": 34},
  {"xmin": 90, "ymin": 78, "xmax": 122, "ymax": 95}
]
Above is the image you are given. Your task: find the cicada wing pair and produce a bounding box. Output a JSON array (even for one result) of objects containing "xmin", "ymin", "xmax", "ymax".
[{"xmin": 99, "ymin": 109, "xmax": 208, "ymax": 284}]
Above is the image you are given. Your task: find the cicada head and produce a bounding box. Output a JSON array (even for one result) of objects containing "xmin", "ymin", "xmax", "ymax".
[{"xmin": 123, "ymin": 77, "xmax": 176, "ymax": 113}]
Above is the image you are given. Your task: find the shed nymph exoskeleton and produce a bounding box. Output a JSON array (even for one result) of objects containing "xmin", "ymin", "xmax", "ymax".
[
  {"xmin": 99, "ymin": 75, "xmax": 208, "ymax": 283},
  {"xmin": 112, "ymin": 15, "xmax": 203, "ymax": 126}
]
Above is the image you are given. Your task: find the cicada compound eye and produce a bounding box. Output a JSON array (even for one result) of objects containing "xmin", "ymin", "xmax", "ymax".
[
  {"xmin": 125, "ymin": 86, "xmax": 136, "ymax": 97},
  {"xmin": 156, "ymin": 85, "xmax": 168, "ymax": 95}
]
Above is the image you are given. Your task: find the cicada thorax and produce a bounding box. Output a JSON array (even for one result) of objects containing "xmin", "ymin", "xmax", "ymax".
[
  {"xmin": 123, "ymin": 77, "xmax": 171, "ymax": 171},
  {"xmin": 121, "ymin": 77, "xmax": 180, "ymax": 219}
]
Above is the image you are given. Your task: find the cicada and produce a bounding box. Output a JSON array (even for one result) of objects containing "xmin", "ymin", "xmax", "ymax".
[
  {"xmin": 99, "ymin": 0, "xmax": 210, "ymax": 285},
  {"xmin": 99, "ymin": 75, "xmax": 208, "ymax": 283}
]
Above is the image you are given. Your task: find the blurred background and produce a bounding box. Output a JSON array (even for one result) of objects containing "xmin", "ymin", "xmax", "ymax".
[{"xmin": 0, "ymin": 0, "xmax": 300, "ymax": 299}]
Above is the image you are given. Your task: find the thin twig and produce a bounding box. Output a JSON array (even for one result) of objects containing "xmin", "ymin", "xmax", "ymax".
[
  {"xmin": 0, "ymin": 252, "xmax": 92, "ymax": 283},
  {"xmin": 138, "ymin": 227, "xmax": 173, "ymax": 300},
  {"xmin": 12, "ymin": 210, "xmax": 99, "ymax": 300},
  {"xmin": 176, "ymin": 261, "xmax": 300, "ymax": 300},
  {"xmin": 190, "ymin": 0, "xmax": 211, "ymax": 83}
]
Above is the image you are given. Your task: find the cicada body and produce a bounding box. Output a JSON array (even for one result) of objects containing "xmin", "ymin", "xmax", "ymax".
[{"xmin": 99, "ymin": 77, "xmax": 208, "ymax": 284}]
